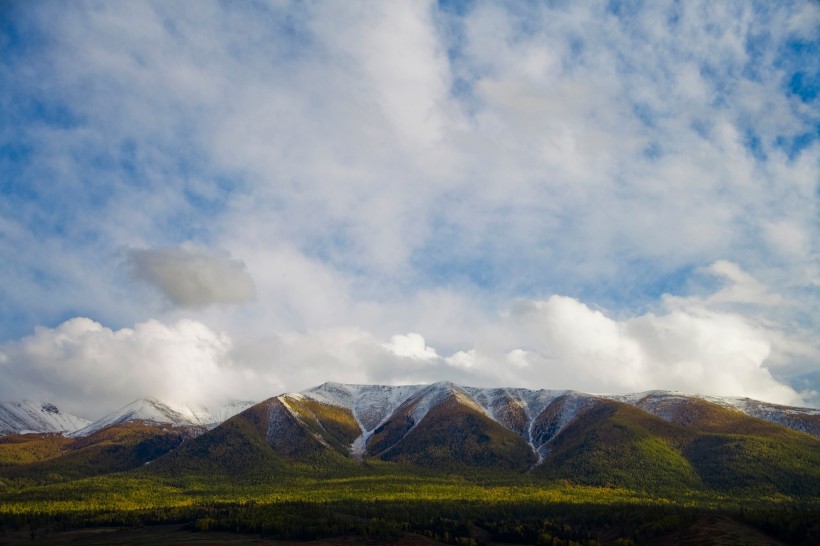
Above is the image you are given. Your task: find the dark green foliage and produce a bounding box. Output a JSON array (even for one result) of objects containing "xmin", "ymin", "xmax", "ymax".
[
  {"xmin": 738, "ymin": 507, "xmax": 820, "ymax": 545},
  {"xmin": 4, "ymin": 495, "xmax": 816, "ymax": 545},
  {"xmin": 535, "ymin": 399, "xmax": 820, "ymax": 497},
  {"xmin": 684, "ymin": 433, "xmax": 820, "ymax": 496},
  {"xmin": 150, "ymin": 407, "xmax": 288, "ymax": 477},
  {"xmin": 537, "ymin": 402, "xmax": 702, "ymax": 492}
]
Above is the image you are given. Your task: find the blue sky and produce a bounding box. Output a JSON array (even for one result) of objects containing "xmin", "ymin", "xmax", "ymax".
[{"xmin": 0, "ymin": 0, "xmax": 818, "ymax": 417}]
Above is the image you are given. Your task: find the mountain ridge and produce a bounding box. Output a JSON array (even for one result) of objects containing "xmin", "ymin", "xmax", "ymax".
[
  {"xmin": 3, "ymin": 382, "xmax": 819, "ymax": 498},
  {"xmin": 286, "ymin": 381, "xmax": 820, "ymax": 453},
  {"xmin": 2, "ymin": 382, "xmax": 817, "ymax": 440},
  {"xmin": 70, "ymin": 398, "xmax": 257, "ymax": 437}
]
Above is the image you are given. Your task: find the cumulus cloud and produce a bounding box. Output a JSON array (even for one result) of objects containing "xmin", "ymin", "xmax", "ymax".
[
  {"xmin": 383, "ymin": 333, "xmax": 438, "ymax": 360},
  {"xmin": 127, "ymin": 245, "xmax": 256, "ymax": 308},
  {"xmin": 0, "ymin": 318, "xmax": 242, "ymax": 418},
  {"xmin": 507, "ymin": 296, "xmax": 801, "ymax": 405},
  {"xmin": 0, "ymin": 267, "xmax": 810, "ymax": 420}
]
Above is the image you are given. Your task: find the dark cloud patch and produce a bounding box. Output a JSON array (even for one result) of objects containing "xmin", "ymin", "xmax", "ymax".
[{"xmin": 127, "ymin": 245, "xmax": 256, "ymax": 307}]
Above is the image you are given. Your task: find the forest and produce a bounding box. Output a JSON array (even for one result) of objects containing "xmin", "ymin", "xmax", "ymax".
[{"xmin": 1, "ymin": 460, "xmax": 818, "ymax": 545}]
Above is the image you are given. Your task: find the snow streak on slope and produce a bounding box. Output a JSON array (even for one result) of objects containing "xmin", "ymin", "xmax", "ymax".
[
  {"xmin": 297, "ymin": 382, "xmax": 587, "ymax": 459},
  {"xmin": 464, "ymin": 386, "xmax": 563, "ymax": 447},
  {"xmin": 302, "ymin": 382, "xmax": 425, "ymax": 430},
  {"xmin": 298, "ymin": 382, "xmax": 425, "ymax": 457},
  {"xmin": 283, "ymin": 383, "xmax": 820, "ymax": 462},
  {"xmin": 0, "ymin": 401, "xmax": 90, "ymax": 436},
  {"xmin": 531, "ymin": 391, "xmax": 604, "ymax": 461}
]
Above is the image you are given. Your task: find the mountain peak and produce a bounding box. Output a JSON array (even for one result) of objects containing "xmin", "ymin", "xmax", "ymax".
[
  {"xmin": 71, "ymin": 398, "xmax": 256, "ymax": 437},
  {"xmin": 0, "ymin": 400, "xmax": 90, "ymax": 436}
]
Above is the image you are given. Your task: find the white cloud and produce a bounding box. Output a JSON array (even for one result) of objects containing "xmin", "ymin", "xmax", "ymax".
[
  {"xmin": 0, "ymin": 318, "xmax": 241, "ymax": 418},
  {"xmin": 384, "ymin": 333, "xmax": 438, "ymax": 360},
  {"xmin": 0, "ymin": 2, "xmax": 817, "ymax": 409},
  {"xmin": 127, "ymin": 244, "xmax": 256, "ymax": 308},
  {"xmin": 702, "ymin": 260, "xmax": 782, "ymax": 306},
  {"xmin": 0, "ymin": 265, "xmax": 811, "ymax": 420},
  {"xmin": 502, "ymin": 294, "xmax": 801, "ymax": 404}
]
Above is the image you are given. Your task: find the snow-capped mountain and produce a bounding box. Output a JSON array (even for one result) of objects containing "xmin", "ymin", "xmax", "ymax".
[
  {"xmin": 72, "ymin": 398, "xmax": 256, "ymax": 437},
  {"xmin": 199, "ymin": 380, "xmax": 816, "ymax": 485},
  {"xmin": 6, "ymin": 382, "xmax": 817, "ymax": 497},
  {"xmin": 199, "ymin": 400, "xmax": 257, "ymax": 425},
  {"xmin": 5, "ymin": 383, "xmax": 817, "ymax": 444},
  {"xmin": 278, "ymin": 382, "xmax": 819, "ymax": 461},
  {"xmin": 0, "ymin": 401, "xmax": 90, "ymax": 436},
  {"xmin": 294, "ymin": 382, "xmax": 425, "ymax": 456},
  {"xmin": 614, "ymin": 390, "xmax": 820, "ymax": 437}
]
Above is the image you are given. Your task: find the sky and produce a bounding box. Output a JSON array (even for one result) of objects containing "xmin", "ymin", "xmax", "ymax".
[{"xmin": 1, "ymin": 0, "xmax": 818, "ymax": 419}]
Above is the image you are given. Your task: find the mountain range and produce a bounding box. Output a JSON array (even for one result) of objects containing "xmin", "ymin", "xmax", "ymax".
[
  {"xmin": 1, "ymin": 382, "xmax": 819, "ymax": 496},
  {"xmin": 2, "ymin": 383, "xmax": 817, "ymax": 439}
]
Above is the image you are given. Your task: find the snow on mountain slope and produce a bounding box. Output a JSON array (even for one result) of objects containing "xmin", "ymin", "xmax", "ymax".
[
  {"xmin": 203, "ymin": 400, "xmax": 257, "ymax": 426},
  {"xmin": 72, "ymin": 398, "xmax": 195, "ymax": 437},
  {"xmin": 464, "ymin": 386, "xmax": 564, "ymax": 438},
  {"xmin": 296, "ymin": 382, "xmax": 583, "ymax": 459},
  {"xmin": 612, "ymin": 390, "xmax": 820, "ymax": 437},
  {"xmin": 528, "ymin": 391, "xmax": 605, "ymax": 461},
  {"xmin": 165, "ymin": 400, "xmax": 258, "ymax": 429},
  {"xmin": 0, "ymin": 401, "xmax": 90, "ymax": 436},
  {"xmin": 400, "ymin": 382, "xmax": 485, "ymax": 428},
  {"xmin": 301, "ymin": 382, "xmax": 425, "ymax": 431},
  {"xmin": 284, "ymin": 383, "xmax": 820, "ymax": 461},
  {"xmin": 72, "ymin": 398, "xmax": 258, "ymax": 437},
  {"xmin": 297, "ymin": 382, "xmax": 425, "ymax": 457},
  {"xmin": 697, "ymin": 394, "xmax": 820, "ymax": 436}
]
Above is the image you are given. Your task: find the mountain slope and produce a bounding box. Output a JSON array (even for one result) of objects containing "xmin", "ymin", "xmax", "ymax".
[
  {"xmin": 0, "ymin": 421, "xmax": 197, "ymax": 485},
  {"xmin": 4, "ymin": 383, "xmax": 817, "ymax": 499},
  {"xmin": 0, "ymin": 401, "xmax": 89, "ymax": 436},
  {"xmin": 535, "ymin": 399, "xmax": 703, "ymax": 491},
  {"xmin": 152, "ymin": 396, "xmax": 357, "ymax": 476},
  {"xmin": 532, "ymin": 397, "xmax": 820, "ymax": 495},
  {"xmin": 0, "ymin": 433, "xmax": 73, "ymax": 466},
  {"xmin": 73, "ymin": 398, "xmax": 194, "ymax": 437},
  {"xmin": 73, "ymin": 398, "xmax": 257, "ymax": 437},
  {"xmin": 618, "ymin": 391, "xmax": 820, "ymax": 437},
  {"xmin": 297, "ymin": 382, "xmax": 425, "ymax": 456},
  {"xmin": 369, "ymin": 384, "xmax": 536, "ymax": 469}
]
